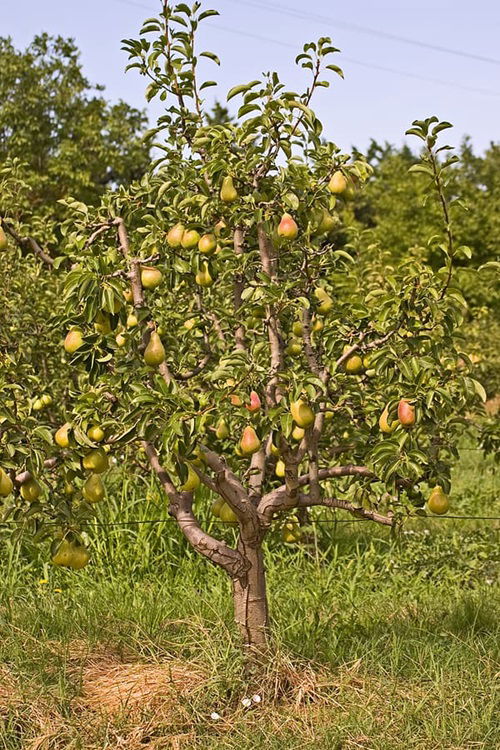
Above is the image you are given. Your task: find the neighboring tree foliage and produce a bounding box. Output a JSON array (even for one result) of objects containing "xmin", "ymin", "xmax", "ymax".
[{"xmin": 0, "ymin": 3, "xmax": 491, "ymax": 656}]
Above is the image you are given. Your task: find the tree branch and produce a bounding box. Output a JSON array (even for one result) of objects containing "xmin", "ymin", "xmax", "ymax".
[
  {"xmin": 298, "ymin": 494, "xmax": 394, "ymax": 527},
  {"xmin": 1, "ymin": 220, "xmax": 54, "ymax": 266}
]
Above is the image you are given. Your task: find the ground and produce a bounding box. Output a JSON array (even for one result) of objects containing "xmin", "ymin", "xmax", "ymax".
[{"xmin": 0, "ymin": 445, "xmax": 498, "ymax": 749}]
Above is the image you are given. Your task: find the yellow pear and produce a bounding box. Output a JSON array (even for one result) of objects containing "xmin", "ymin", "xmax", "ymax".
[
  {"xmin": 215, "ymin": 419, "xmax": 229, "ymax": 439},
  {"xmin": 82, "ymin": 448, "xmax": 109, "ymax": 474},
  {"xmin": 181, "ymin": 229, "xmax": 201, "ymax": 249},
  {"xmin": 345, "ymin": 355, "xmax": 364, "ymax": 375},
  {"xmin": 286, "ymin": 339, "xmax": 302, "ymax": 356},
  {"xmin": 211, "ymin": 497, "xmax": 224, "ymax": 518},
  {"xmin": 33, "ymin": 398, "xmax": 44, "ymax": 411},
  {"xmin": 94, "ymin": 312, "xmax": 111, "ymax": 335},
  {"xmin": 314, "ymin": 287, "xmax": 333, "ymax": 315},
  {"xmin": 123, "ymin": 288, "xmax": 134, "ymax": 303},
  {"xmin": 180, "ymin": 465, "xmax": 200, "ymax": 492},
  {"xmin": 41, "ymin": 394, "xmax": 52, "ymax": 407},
  {"xmin": 198, "ymin": 233, "xmax": 217, "ymax": 255},
  {"xmin": 292, "ymin": 321, "xmax": 304, "ymax": 337},
  {"xmin": 54, "ymin": 423, "xmax": 71, "ymax": 448},
  {"xmin": 116, "ymin": 332, "xmax": 127, "ymax": 347},
  {"xmin": 292, "ymin": 426, "xmax": 305, "ymax": 441},
  {"xmin": 275, "ymin": 459, "xmax": 286, "ymax": 478},
  {"xmin": 270, "ymin": 441, "xmax": 280, "ymax": 457},
  {"xmin": 126, "ymin": 313, "xmax": 138, "ymax": 328},
  {"xmin": 427, "ymin": 486, "xmax": 450, "ymax": 515},
  {"xmin": 144, "ymin": 331, "xmax": 166, "ymax": 366},
  {"xmin": 0, "ymin": 225, "xmax": 8, "ymax": 250},
  {"xmin": 219, "ymin": 502, "xmax": 238, "ymax": 523},
  {"xmin": 87, "ymin": 425, "xmax": 105, "ymax": 443},
  {"xmin": 83, "ymin": 473, "xmax": 105, "ymax": 503},
  {"xmin": 64, "ymin": 329, "xmax": 84, "ymax": 354},
  {"xmin": 20, "ymin": 478, "xmax": 41, "ymax": 502},
  {"xmin": 290, "ymin": 399, "xmax": 314, "ymax": 429},
  {"xmin": 68, "ymin": 544, "xmax": 91, "ymax": 570},
  {"xmin": 0, "ymin": 468, "xmax": 13, "ymax": 497},
  {"xmin": 141, "ymin": 266, "xmax": 163, "ymax": 289},
  {"xmin": 51, "ymin": 538, "xmax": 74, "ymax": 567},
  {"xmin": 281, "ymin": 520, "xmax": 301, "ymax": 543},
  {"xmin": 167, "ymin": 223, "xmax": 185, "ymax": 248},
  {"xmin": 312, "ymin": 317, "xmax": 324, "ymax": 332},
  {"xmin": 328, "ymin": 171, "xmax": 348, "ymax": 194},
  {"xmin": 195, "ymin": 263, "xmax": 214, "ymax": 287},
  {"xmin": 240, "ymin": 426, "xmax": 261, "ymax": 455},
  {"xmin": 220, "ymin": 175, "xmax": 238, "ymax": 203},
  {"xmin": 379, "ymin": 405, "xmax": 397, "ymax": 434},
  {"xmin": 316, "ymin": 209, "xmax": 337, "ymax": 234}
]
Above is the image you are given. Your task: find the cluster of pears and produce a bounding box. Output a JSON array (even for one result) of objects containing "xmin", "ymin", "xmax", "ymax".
[
  {"xmin": 51, "ymin": 532, "xmax": 90, "ymax": 570},
  {"xmin": 342, "ymin": 346, "xmax": 373, "ymax": 376},
  {"xmin": 54, "ymin": 422, "xmax": 108, "ymax": 503},
  {"xmin": 286, "ymin": 313, "xmax": 324, "ymax": 356},
  {"xmin": 32, "ymin": 393, "xmax": 53, "ymax": 411},
  {"xmin": 0, "ymin": 465, "xmax": 42, "ymax": 502},
  {"xmin": 281, "ymin": 519, "xmax": 302, "ymax": 543},
  {"xmin": 379, "ymin": 398, "xmax": 416, "ymax": 433},
  {"xmin": 211, "ymin": 497, "xmax": 238, "ymax": 524}
]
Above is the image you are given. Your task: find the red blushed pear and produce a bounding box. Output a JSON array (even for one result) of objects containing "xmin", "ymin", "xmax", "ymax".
[
  {"xmin": 245, "ymin": 391, "xmax": 261, "ymax": 413},
  {"xmin": 239, "ymin": 425, "xmax": 261, "ymax": 456},
  {"xmin": 277, "ymin": 213, "xmax": 298, "ymax": 240},
  {"xmin": 398, "ymin": 398, "xmax": 416, "ymax": 427}
]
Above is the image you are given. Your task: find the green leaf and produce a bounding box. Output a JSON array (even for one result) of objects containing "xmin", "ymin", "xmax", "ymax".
[{"xmin": 471, "ymin": 379, "xmax": 487, "ymax": 403}]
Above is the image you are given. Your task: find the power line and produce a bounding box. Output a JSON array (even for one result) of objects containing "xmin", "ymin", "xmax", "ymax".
[
  {"xmin": 111, "ymin": 0, "xmax": 500, "ymax": 98},
  {"xmin": 236, "ymin": 0, "xmax": 500, "ymax": 67}
]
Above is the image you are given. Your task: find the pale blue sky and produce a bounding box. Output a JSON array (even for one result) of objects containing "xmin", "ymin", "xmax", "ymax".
[{"xmin": 3, "ymin": 0, "xmax": 500, "ymax": 153}]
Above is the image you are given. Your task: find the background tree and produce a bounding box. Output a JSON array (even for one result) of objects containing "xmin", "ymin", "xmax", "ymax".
[{"xmin": 0, "ymin": 3, "xmax": 489, "ymax": 658}]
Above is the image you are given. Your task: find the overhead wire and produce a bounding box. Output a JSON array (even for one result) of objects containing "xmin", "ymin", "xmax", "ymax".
[{"xmin": 112, "ymin": 0, "xmax": 500, "ymax": 97}]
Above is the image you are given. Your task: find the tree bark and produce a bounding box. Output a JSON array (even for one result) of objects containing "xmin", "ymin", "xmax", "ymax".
[{"xmin": 233, "ymin": 538, "xmax": 269, "ymax": 651}]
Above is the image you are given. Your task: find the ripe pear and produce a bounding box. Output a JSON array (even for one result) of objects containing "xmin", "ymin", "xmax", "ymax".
[
  {"xmin": 126, "ymin": 313, "xmax": 138, "ymax": 328},
  {"xmin": 87, "ymin": 425, "xmax": 105, "ymax": 443},
  {"xmin": 198, "ymin": 233, "xmax": 217, "ymax": 255},
  {"xmin": 292, "ymin": 426, "xmax": 305, "ymax": 441},
  {"xmin": 219, "ymin": 502, "xmax": 238, "ymax": 523},
  {"xmin": 398, "ymin": 399, "xmax": 416, "ymax": 427},
  {"xmin": 64, "ymin": 329, "xmax": 84, "ymax": 354},
  {"xmin": 316, "ymin": 209, "xmax": 337, "ymax": 234},
  {"xmin": 141, "ymin": 266, "xmax": 163, "ymax": 289},
  {"xmin": 275, "ymin": 459, "xmax": 286, "ymax": 478},
  {"xmin": 215, "ymin": 419, "xmax": 229, "ymax": 439},
  {"xmin": 51, "ymin": 538, "xmax": 74, "ymax": 567},
  {"xmin": 292, "ymin": 321, "xmax": 304, "ymax": 337},
  {"xmin": 314, "ymin": 287, "xmax": 333, "ymax": 315},
  {"xmin": 68, "ymin": 543, "xmax": 91, "ymax": 570},
  {"xmin": 290, "ymin": 399, "xmax": 315, "ymax": 429},
  {"xmin": 230, "ymin": 394, "xmax": 242, "ymax": 406},
  {"xmin": 94, "ymin": 312, "xmax": 111, "ymax": 335},
  {"xmin": 167, "ymin": 223, "xmax": 185, "ymax": 248},
  {"xmin": 123, "ymin": 288, "xmax": 134, "ymax": 303},
  {"xmin": 286, "ymin": 339, "xmax": 302, "ymax": 356},
  {"xmin": 270, "ymin": 442, "xmax": 280, "ymax": 457},
  {"xmin": 220, "ymin": 175, "xmax": 238, "ymax": 203},
  {"xmin": 211, "ymin": 498, "xmax": 224, "ymax": 518},
  {"xmin": 0, "ymin": 468, "xmax": 13, "ymax": 497},
  {"xmin": 181, "ymin": 229, "xmax": 201, "ymax": 249},
  {"xmin": 41, "ymin": 394, "xmax": 52, "ymax": 407},
  {"xmin": 0, "ymin": 225, "xmax": 7, "ymax": 250},
  {"xmin": 144, "ymin": 331, "xmax": 166, "ymax": 367},
  {"xmin": 245, "ymin": 391, "xmax": 261, "ymax": 414},
  {"xmin": 195, "ymin": 263, "xmax": 214, "ymax": 287},
  {"xmin": 82, "ymin": 448, "xmax": 109, "ymax": 474},
  {"xmin": 277, "ymin": 213, "xmax": 298, "ymax": 240},
  {"xmin": 116, "ymin": 332, "xmax": 127, "ymax": 347},
  {"xmin": 345, "ymin": 355, "xmax": 364, "ymax": 375},
  {"xmin": 427, "ymin": 486, "xmax": 449, "ymax": 515},
  {"xmin": 180, "ymin": 465, "xmax": 200, "ymax": 492},
  {"xmin": 281, "ymin": 520, "xmax": 301, "ymax": 543},
  {"xmin": 20, "ymin": 478, "xmax": 41, "ymax": 502},
  {"xmin": 312, "ymin": 317, "xmax": 324, "ymax": 332},
  {"xmin": 328, "ymin": 171, "xmax": 348, "ymax": 195},
  {"xmin": 240, "ymin": 425, "xmax": 261, "ymax": 455},
  {"xmin": 83, "ymin": 473, "xmax": 105, "ymax": 503},
  {"xmin": 54, "ymin": 423, "xmax": 71, "ymax": 448},
  {"xmin": 379, "ymin": 405, "xmax": 397, "ymax": 434},
  {"xmin": 33, "ymin": 398, "xmax": 44, "ymax": 411}
]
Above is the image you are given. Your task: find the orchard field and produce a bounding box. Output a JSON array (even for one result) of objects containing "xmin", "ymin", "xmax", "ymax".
[{"xmin": 0, "ymin": 2, "xmax": 499, "ymax": 748}]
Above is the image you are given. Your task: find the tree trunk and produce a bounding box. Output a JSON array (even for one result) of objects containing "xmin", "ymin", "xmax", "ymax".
[{"xmin": 233, "ymin": 538, "xmax": 269, "ymax": 651}]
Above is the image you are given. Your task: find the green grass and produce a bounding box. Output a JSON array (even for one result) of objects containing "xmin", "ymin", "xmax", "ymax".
[{"xmin": 0, "ymin": 446, "xmax": 498, "ymax": 749}]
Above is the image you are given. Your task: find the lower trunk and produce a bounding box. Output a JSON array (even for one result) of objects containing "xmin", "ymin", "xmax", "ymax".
[{"xmin": 233, "ymin": 538, "xmax": 269, "ymax": 651}]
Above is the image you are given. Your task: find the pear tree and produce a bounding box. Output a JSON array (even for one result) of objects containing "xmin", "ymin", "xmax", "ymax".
[{"xmin": 0, "ymin": 2, "xmax": 487, "ymax": 653}]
